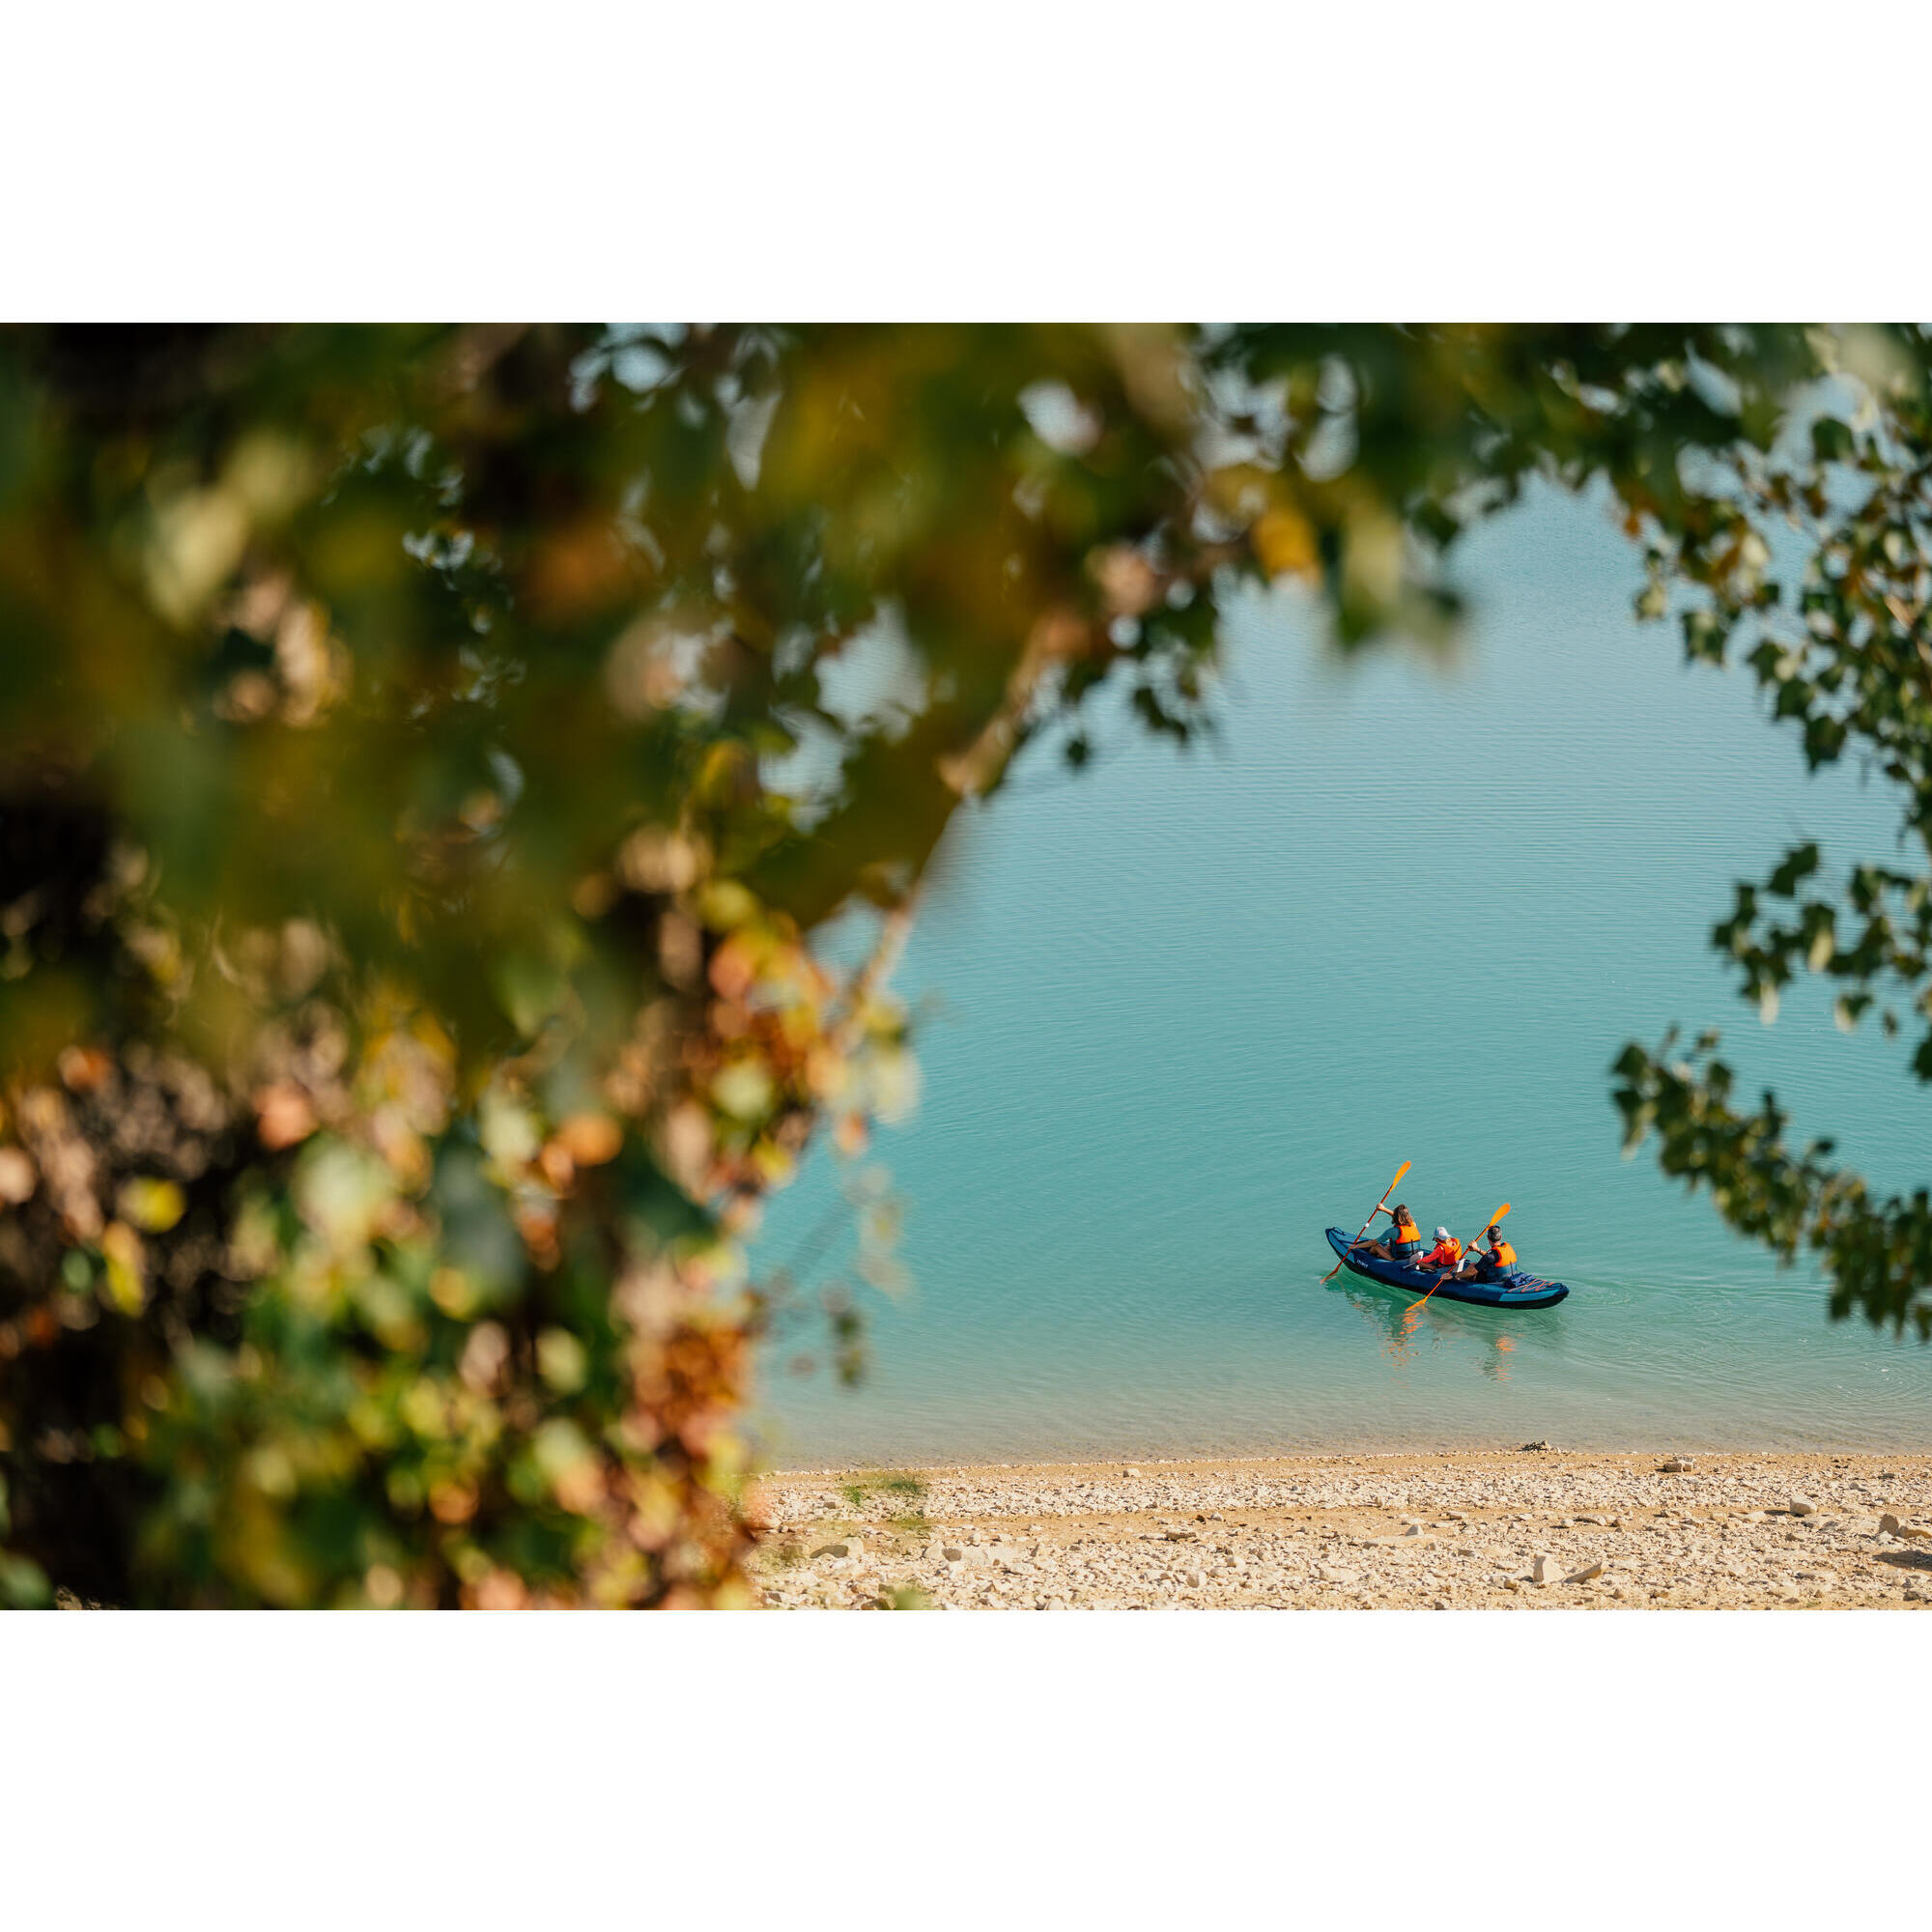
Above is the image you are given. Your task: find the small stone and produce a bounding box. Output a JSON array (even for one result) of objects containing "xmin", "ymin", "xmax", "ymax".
[
  {"xmin": 1122, "ymin": 1466, "xmax": 1141, "ymax": 1478},
  {"xmin": 1878, "ymin": 1513, "xmax": 1902, "ymax": 1536},
  {"xmin": 941, "ymin": 1546, "xmax": 964, "ymax": 1563},
  {"xmin": 1316, "ymin": 1564, "xmax": 1361, "ymax": 1585},
  {"xmin": 1520, "ymin": 1440, "xmax": 1551, "ymax": 1453},
  {"xmin": 811, "ymin": 1540, "xmax": 858, "ymax": 1560},
  {"xmin": 1899, "ymin": 1523, "xmax": 1932, "ymax": 1543},
  {"xmin": 1531, "ymin": 1553, "xmax": 1562, "ymax": 1585},
  {"xmin": 1403, "ymin": 1524, "xmax": 1424, "ymax": 1538},
  {"xmin": 1565, "ymin": 1560, "xmax": 1605, "ymax": 1584},
  {"xmin": 1788, "ymin": 1497, "xmax": 1817, "ymax": 1518},
  {"xmin": 1660, "ymin": 1456, "xmax": 1693, "ymax": 1473}
]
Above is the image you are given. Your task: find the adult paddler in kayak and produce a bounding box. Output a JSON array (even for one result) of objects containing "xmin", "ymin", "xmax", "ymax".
[
  {"xmin": 1444, "ymin": 1222, "xmax": 1517, "ymax": 1283},
  {"xmin": 1353, "ymin": 1202, "xmax": 1424, "ymax": 1264}
]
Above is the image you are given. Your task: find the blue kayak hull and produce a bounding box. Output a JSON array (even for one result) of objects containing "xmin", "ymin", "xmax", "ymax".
[{"xmin": 1324, "ymin": 1227, "xmax": 1569, "ymax": 1309}]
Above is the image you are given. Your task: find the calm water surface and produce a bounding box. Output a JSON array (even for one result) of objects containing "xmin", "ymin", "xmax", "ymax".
[{"xmin": 752, "ymin": 484, "xmax": 1932, "ymax": 1463}]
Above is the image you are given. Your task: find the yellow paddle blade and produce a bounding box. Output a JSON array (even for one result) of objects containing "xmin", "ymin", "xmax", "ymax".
[
  {"xmin": 1457, "ymin": 1202, "xmax": 1509, "ymax": 1248},
  {"xmin": 1321, "ymin": 1161, "xmax": 1415, "ymax": 1282}
]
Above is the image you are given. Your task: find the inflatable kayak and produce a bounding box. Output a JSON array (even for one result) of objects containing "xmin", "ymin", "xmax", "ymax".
[{"xmin": 1323, "ymin": 1227, "xmax": 1569, "ymax": 1309}]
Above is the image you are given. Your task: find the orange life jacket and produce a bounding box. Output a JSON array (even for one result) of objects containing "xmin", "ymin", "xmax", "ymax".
[
  {"xmin": 1424, "ymin": 1236, "xmax": 1463, "ymax": 1265},
  {"xmin": 1490, "ymin": 1239, "xmax": 1517, "ymax": 1268},
  {"xmin": 1392, "ymin": 1213, "xmax": 1420, "ymax": 1244}
]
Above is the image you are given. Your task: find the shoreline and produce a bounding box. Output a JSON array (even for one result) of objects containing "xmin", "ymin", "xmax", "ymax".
[
  {"xmin": 757, "ymin": 1440, "xmax": 1932, "ymax": 1475},
  {"xmin": 747, "ymin": 1449, "xmax": 1932, "ymax": 1609}
]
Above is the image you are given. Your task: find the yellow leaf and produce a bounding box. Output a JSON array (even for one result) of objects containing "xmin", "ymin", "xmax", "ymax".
[
  {"xmin": 117, "ymin": 1176, "xmax": 186, "ymax": 1234},
  {"xmin": 1253, "ymin": 506, "xmax": 1319, "ymax": 581},
  {"xmin": 537, "ymin": 1328, "xmax": 588, "ymax": 1395},
  {"xmin": 711, "ymin": 1057, "xmax": 775, "ymax": 1122},
  {"xmin": 99, "ymin": 1221, "xmax": 147, "ymax": 1317}
]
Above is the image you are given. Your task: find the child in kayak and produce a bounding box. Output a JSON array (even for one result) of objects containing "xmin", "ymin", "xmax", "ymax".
[
  {"xmin": 1418, "ymin": 1226, "xmax": 1463, "ymax": 1270},
  {"xmin": 1355, "ymin": 1203, "xmax": 1424, "ymax": 1263}
]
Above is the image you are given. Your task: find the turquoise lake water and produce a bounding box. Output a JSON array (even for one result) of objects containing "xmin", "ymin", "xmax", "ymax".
[{"xmin": 751, "ymin": 482, "xmax": 1932, "ymax": 1464}]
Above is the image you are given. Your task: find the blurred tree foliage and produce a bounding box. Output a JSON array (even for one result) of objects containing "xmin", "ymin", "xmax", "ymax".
[
  {"xmin": 1611, "ymin": 326, "xmax": 1932, "ymax": 1342},
  {"xmin": 1, "ymin": 323, "xmax": 1926, "ymax": 1607}
]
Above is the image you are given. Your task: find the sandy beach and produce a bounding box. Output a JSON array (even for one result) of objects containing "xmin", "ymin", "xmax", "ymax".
[{"xmin": 748, "ymin": 1449, "xmax": 1932, "ymax": 1609}]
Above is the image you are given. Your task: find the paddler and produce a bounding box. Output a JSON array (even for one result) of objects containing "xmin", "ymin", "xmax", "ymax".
[
  {"xmin": 1447, "ymin": 1223, "xmax": 1518, "ymax": 1281},
  {"xmin": 1354, "ymin": 1202, "xmax": 1424, "ymax": 1263},
  {"xmin": 1418, "ymin": 1226, "xmax": 1463, "ymax": 1271}
]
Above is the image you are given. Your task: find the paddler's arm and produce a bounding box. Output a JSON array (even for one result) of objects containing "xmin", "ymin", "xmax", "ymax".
[{"xmin": 1350, "ymin": 1205, "xmax": 1395, "ymax": 1250}]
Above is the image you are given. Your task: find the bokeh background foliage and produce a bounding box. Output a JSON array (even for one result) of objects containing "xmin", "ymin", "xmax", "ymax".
[{"xmin": 1, "ymin": 324, "xmax": 1927, "ymax": 1607}]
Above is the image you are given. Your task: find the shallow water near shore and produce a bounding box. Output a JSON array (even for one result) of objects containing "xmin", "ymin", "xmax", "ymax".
[{"xmin": 752, "ymin": 482, "xmax": 1932, "ymax": 1464}]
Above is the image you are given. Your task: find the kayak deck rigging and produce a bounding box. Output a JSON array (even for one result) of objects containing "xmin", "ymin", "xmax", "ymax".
[{"xmin": 1322, "ymin": 1227, "xmax": 1569, "ymax": 1309}]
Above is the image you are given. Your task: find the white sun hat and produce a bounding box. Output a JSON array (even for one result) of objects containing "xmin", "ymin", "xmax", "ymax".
[{"xmin": 1435, "ymin": 1227, "xmax": 1451, "ymax": 1240}]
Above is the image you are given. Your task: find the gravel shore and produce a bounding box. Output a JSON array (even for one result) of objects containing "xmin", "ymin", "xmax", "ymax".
[{"xmin": 748, "ymin": 1449, "xmax": 1932, "ymax": 1609}]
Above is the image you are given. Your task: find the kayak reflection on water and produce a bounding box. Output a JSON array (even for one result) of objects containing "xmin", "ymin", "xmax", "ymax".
[{"xmin": 1326, "ymin": 1273, "xmax": 1561, "ymax": 1380}]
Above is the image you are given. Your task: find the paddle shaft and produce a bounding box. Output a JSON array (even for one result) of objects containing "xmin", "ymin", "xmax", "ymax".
[
  {"xmin": 1408, "ymin": 1202, "xmax": 1511, "ymax": 1314},
  {"xmin": 1322, "ymin": 1161, "xmax": 1411, "ymax": 1282}
]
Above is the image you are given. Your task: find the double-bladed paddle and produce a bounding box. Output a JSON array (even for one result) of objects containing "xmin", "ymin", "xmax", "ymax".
[
  {"xmin": 1322, "ymin": 1160, "xmax": 1411, "ymax": 1282},
  {"xmin": 1408, "ymin": 1201, "xmax": 1510, "ymax": 1313}
]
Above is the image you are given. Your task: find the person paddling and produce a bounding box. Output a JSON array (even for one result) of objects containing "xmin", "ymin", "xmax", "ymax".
[
  {"xmin": 1418, "ymin": 1225, "xmax": 1463, "ymax": 1271},
  {"xmin": 1355, "ymin": 1202, "xmax": 1424, "ymax": 1263},
  {"xmin": 1447, "ymin": 1222, "xmax": 1517, "ymax": 1281}
]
